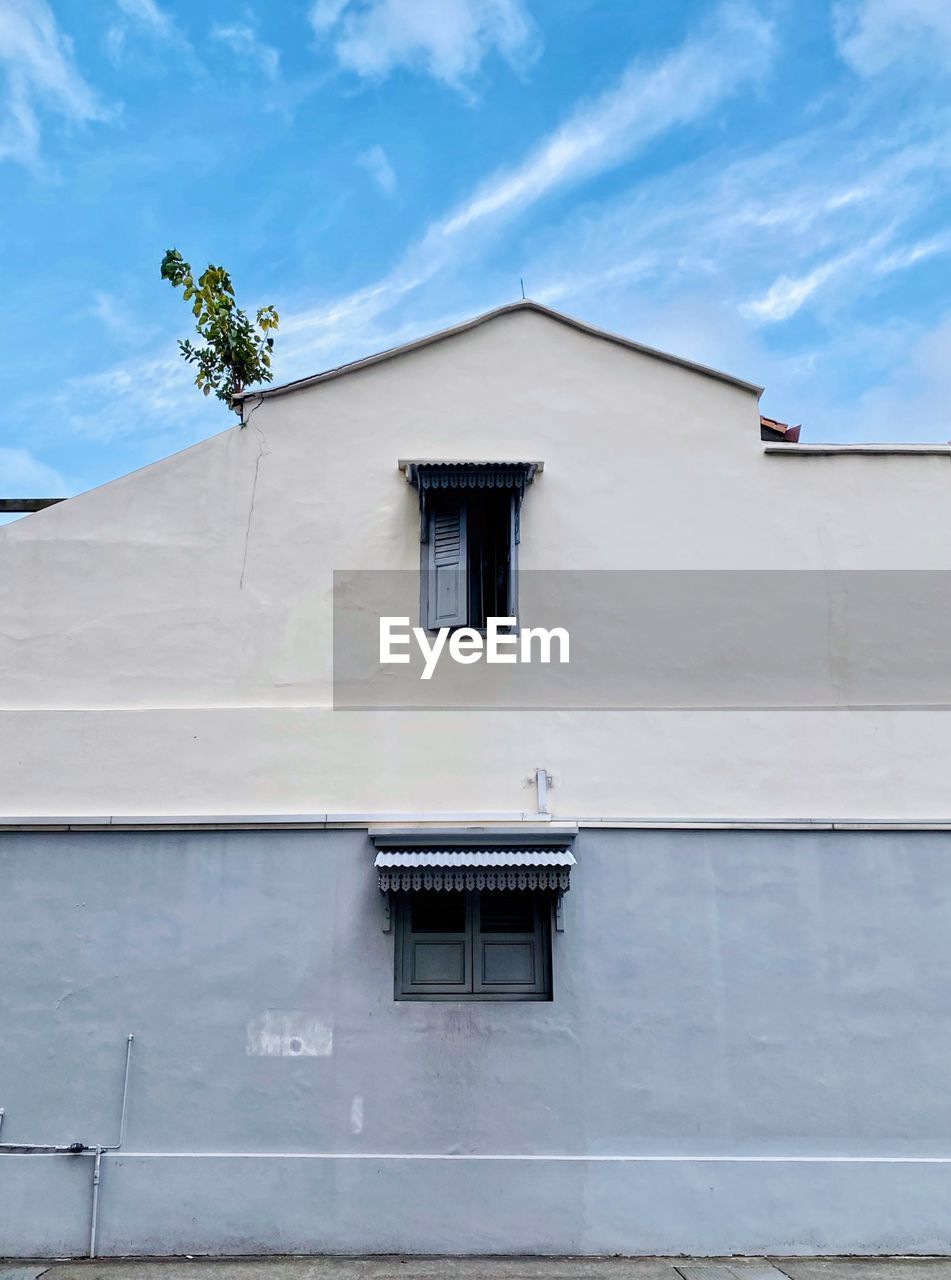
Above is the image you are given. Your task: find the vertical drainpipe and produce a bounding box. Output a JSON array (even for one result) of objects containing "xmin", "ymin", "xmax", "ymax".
[
  {"xmin": 89, "ymin": 1033, "xmax": 135, "ymax": 1259},
  {"xmin": 0, "ymin": 1033, "xmax": 135, "ymax": 1257}
]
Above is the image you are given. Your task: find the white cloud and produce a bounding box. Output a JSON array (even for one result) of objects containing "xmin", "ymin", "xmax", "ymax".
[
  {"xmin": 741, "ymin": 237, "xmax": 890, "ymax": 323},
  {"xmin": 873, "ymin": 232, "xmax": 951, "ymax": 277},
  {"xmin": 743, "ymin": 261, "xmax": 845, "ymax": 322},
  {"xmin": 212, "ymin": 23, "xmax": 280, "ymax": 80},
  {"xmin": 283, "ymin": 2, "xmax": 775, "ymax": 362},
  {"xmin": 511, "ymin": 101, "xmax": 951, "ymax": 342},
  {"xmin": 310, "ymin": 0, "xmax": 350, "ymax": 30},
  {"xmin": 115, "ymin": 0, "xmax": 176, "ymax": 37},
  {"xmin": 106, "ymin": 0, "xmax": 190, "ymax": 65},
  {"xmin": 0, "ymin": 0, "xmax": 105, "ymax": 166},
  {"xmin": 436, "ymin": 5, "xmax": 773, "ymax": 240},
  {"xmin": 32, "ymin": 5, "xmax": 776, "ymax": 445},
  {"xmin": 774, "ymin": 311, "xmax": 951, "ymax": 443},
  {"xmin": 90, "ymin": 290, "xmax": 160, "ymax": 343},
  {"xmin": 62, "ymin": 352, "xmax": 197, "ymax": 443},
  {"xmin": 310, "ymin": 0, "xmax": 539, "ymax": 90},
  {"xmin": 357, "ymin": 143, "xmax": 396, "ymax": 194},
  {"xmin": 834, "ymin": 0, "xmax": 951, "ymax": 74},
  {"xmin": 839, "ymin": 313, "xmax": 951, "ymax": 441},
  {"xmin": 0, "ymin": 446, "xmax": 68, "ymax": 494},
  {"xmin": 10, "ymin": 347, "xmax": 212, "ymax": 449}
]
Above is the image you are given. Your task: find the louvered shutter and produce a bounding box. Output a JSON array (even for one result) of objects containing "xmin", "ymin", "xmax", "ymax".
[
  {"xmin": 426, "ymin": 502, "xmax": 468, "ymax": 629},
  {"xmin": 506, "ymin": 491, "xmax": 519, "ymax": 622},
  {"xmin": 473, "ymin": 892, "xmax": 550, "ymax": 996},
  {"xmin": 398, "ymin": 891, "xmax": 472, "ymax": 997}
]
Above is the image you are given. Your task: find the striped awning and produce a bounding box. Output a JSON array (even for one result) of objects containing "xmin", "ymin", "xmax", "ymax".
[{"xmin": 373, "ymin": 847, "xmax": 575, "ymax": 893}]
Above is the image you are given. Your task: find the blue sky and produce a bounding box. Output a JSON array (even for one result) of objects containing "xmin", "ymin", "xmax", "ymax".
[{"xmin": 1, "ymin": 0, "xmax": 950, "ymax": 499}]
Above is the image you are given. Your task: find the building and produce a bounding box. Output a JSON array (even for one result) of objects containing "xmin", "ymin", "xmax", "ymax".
[{"xmin": 3, "ymin": 300, "xmax": 951, "ymax": 1257}]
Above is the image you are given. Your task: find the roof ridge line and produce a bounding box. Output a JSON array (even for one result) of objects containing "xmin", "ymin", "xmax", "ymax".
[{"xmin": 234, "ymin": 299, "xmax": 764, "ymax": 405}]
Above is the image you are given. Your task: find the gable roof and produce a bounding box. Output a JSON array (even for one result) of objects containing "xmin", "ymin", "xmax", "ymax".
[{"xmin": 233, "ymin": 299, "xmax": 764, "ymax": 406}]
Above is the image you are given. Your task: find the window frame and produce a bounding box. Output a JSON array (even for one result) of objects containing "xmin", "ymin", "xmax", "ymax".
[
  {"xmin": 394, "ymin": 889, "xmax": 553, "ymax": 1002},
  {"xmin": 419, "ymin": 490, "xmax": 519, "ymax": 634}
]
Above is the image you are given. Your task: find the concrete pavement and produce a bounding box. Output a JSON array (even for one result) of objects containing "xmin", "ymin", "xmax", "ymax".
[{"xmin": 6, "ymin": 1259, "xmax": 951, "ymax": 1280}]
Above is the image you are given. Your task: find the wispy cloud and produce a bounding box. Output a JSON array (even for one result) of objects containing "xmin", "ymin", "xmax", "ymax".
[
  {"xmin": 872, "ymin": 232, "xmax": 951, "ymax": 276},
  {"xmin": 212, "ymin": 23, "xmax": 280, "ymax": 80},
  {"xmin": 23, "ymin": 4, "xmax": 776, "ymax": 447},
  {"xmin": 438, "ymin": 5, "xmax": 772, "ymax": 240},
  {"xmin": 115, "ymin": 0, "xmax": 176, "ymax": 38},
  {"xmin": 834, "ymin": 311, "xmax": 951, "ymax": 441},
  {"xmin": 0, "ymin": 445, "xmax": 69, "ymax": 494},
  {"xmin": 514, "ymin": 103, "xmax": 951, "ymax": 337},
  {"xmin": 106, "ymin": 0, "xmax": 190, "ymax": 66},
  {"xmin": 0, "ymin": 0, "xmax": 105, "ymax": 167},
  {"xmin": 283, "ymin": 3, "xmax": 775, "ymax": 362},
  {"xmin": 310, "ymin": 0, "xmax": 540, "ymax": 92},
  {"xmin": 20, "ymin": 0, "xmax": 950, "ymax": 460},
  {"xmin": 90, "ymin": 290, "xmax": 161, "ymax": 344},
  {"xmin": 59, "ymin": 352, "xmax": 198, "ymax": 444},
  {"xmin": 834, "ymin": 0, "xmax": 951, "ymax": 75},
  {"xmin": 357, "ymin": 143, "xmax": 396, "ymax": 194},
  {"xmin": 742, "ymin": 233, "xmax": 894, "ymax": 322},
  {"xmin": 9, "ymin": 347, "xmax": 209, "ymax": 452}
]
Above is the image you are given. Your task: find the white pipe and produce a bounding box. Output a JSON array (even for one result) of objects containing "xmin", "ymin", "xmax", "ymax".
[
  {"xmin": 90, "ymin": 1034, "xmax": 134, "ymax": 1257},
  {"xmin": 0, "ymin": 1034, "xmax": 134, "ymax": 1259},
  {"xmin": 60, "ymin": 1150, "xmax": 951, "ymax": 1164},
  {"xmin": 104, "ymin": 1034, "xmax": 134, "ymax": 1152},
  {"xmin": 89, "ymin": 1147, "xmax": 103, "ymax": 1259}
]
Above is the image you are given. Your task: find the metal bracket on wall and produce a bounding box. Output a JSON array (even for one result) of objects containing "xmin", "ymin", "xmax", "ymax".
[
  {"xmin": 535, "ymin": 767, "xmax": 553, "ymax": 814},
  {"xmin": 554, "ymin": 890, "xmax": 565, "ymax": 932}
]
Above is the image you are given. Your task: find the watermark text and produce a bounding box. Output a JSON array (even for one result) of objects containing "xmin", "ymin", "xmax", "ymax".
[{"xmin": 380, "ymin": 616, "xmax": 570, "ymax": 680}]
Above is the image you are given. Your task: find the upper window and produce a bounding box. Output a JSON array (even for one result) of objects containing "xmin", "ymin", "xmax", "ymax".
[{"xmin": 403, "ymin": 462, "xmax": 540, "ymax": 631}]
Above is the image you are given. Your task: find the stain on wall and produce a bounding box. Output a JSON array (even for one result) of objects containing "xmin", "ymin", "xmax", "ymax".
[{"xmin": 245, "ymin": 1011, "xmax": 333, "ymax": 1057}]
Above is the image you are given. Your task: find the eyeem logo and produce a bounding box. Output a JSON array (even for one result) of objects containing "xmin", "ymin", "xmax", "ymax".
[{"xmin": 380, "ymin": 617, "xmax": 570, "ymax": 680}]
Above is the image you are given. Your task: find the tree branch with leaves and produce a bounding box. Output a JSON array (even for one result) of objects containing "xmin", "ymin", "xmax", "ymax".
[{"xmin": 160, "ymin": 248, "xmax": 279, "ymax": 416}]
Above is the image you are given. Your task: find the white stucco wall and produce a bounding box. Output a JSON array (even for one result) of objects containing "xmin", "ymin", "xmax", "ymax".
[{"xmin": 3, "ymin": 306, "xmax": 951, "ymax": 819}]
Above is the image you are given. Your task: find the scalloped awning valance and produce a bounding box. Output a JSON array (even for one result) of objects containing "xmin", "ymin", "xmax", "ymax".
[
  {"xmin": 400, "ymin": 460, "xmax": 541, "ymax": 542},
  {"xmin": 373, "ymin": 847, "xmax": 575, "ymax": 893},
  {"xmin": 401, "ymin": 461, "xmax": 541, "ymax": 488}
]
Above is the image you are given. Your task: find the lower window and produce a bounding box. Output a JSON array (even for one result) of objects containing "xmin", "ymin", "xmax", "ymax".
[{"xmin": 395, "ymin": 889, "xmax": 552, "ymax": 1001}]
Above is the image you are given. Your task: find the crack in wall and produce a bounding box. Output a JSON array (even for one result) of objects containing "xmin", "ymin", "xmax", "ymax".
[{"xmin": 239, "ymin": 398, "xmax": 268, "ymax": 592}]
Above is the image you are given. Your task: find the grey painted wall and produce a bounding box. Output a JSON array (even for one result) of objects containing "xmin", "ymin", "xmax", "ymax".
[{"xmin": 2, "ymin": 828, "xmax": 951, "ymax": 1256}]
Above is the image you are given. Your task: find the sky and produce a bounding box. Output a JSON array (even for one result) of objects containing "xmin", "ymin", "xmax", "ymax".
[{"xmin": 1, "ymin": 0, "xmax": 950, "ymax": 500}]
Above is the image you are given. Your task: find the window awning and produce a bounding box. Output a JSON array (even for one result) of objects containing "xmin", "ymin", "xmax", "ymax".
[
  {"xmin": 400, "ymin": 460, "xmax": 542, "ymax": 488},
  {"xmin": 399, "ymin": 460, "xmax": 542, "ymax": 542},
  {"xmin": 373, "ymin": 847, "xmax": 576, "ymax": 893}
]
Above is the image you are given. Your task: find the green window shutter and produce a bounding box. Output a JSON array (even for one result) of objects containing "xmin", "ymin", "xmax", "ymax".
[
  {"xmin": 427, "ymin": 502, "xmax": 468, "ymax": 629},
  {"xmin": 473, "ymin": 892, "xmax": 550, "ymax": 997},
  {"xmin": 397, "ymin": 891, "xmax": 472, "ymax": 997},
  {"xmin": 392, "ymin": 888, "xmax": 553, "ymax": 1001}
]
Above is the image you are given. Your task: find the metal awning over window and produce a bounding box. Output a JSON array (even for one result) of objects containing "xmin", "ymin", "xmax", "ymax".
[
  {"xmin": 401, "ymin": 460, "xmax": 542, "ymax": 488},
  {"xmin": 374, "ymin": 847, "xmax": 576, "ymax": 893},
  {"xmin": 399, "ymin": 460, "xmax": 541, "ymax": 542},
  {"xmin": 371, "ymin": 828, "xmax": 577, "ymax": 933}
]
